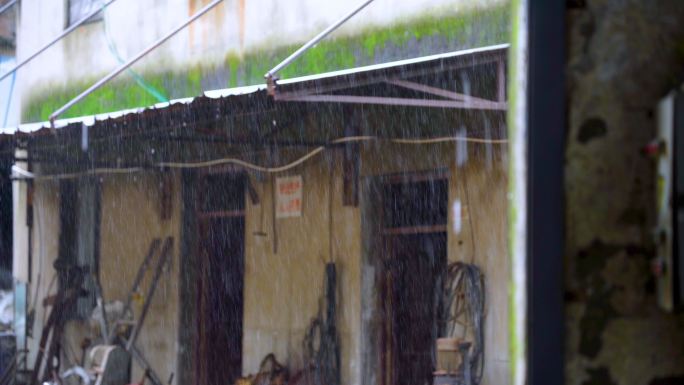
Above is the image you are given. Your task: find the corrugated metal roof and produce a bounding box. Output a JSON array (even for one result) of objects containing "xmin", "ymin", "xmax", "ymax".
[
  {"xmin": 0, "ymin": 84, "xmax": 267, "ymax": 136},
  {"xmin": 276, "ymin": 43, "xmax": 508, "ymax": 88},
  {"xmin": 0, "ymin": 44, "xmax": 508, "ymax": 137}
]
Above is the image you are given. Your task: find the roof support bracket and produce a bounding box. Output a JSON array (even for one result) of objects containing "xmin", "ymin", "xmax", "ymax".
[
  {"xmin": 385, "ymin": 79, "xmax": 502, "ymax": 104},
  {"xmin": 275, "ymin": 93, "xmax": 507, "ymax": 110}
]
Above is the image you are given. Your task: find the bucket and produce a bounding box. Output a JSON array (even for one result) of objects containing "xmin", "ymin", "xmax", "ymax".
[{"xmin": 435, "ymin": 338, "xmax": 463, "ymax": 374}]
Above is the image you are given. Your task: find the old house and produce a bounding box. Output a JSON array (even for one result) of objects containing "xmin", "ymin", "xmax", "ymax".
[
  {"xmin": 0, "ymin": 1, "xmax": 513, "ymax": 385},
  {"xmin": 3, "ymin": 42, "xmax": 510, "ymax": 385},
  {"xmin": 3, "ymin": 0, "xmax": 684, "ymax": 385}
]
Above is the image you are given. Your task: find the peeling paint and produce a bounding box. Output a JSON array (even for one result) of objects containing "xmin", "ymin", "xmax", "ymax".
[{"xmin": 21, "ymin": 4, "xmax": 510, "ymax": 122}]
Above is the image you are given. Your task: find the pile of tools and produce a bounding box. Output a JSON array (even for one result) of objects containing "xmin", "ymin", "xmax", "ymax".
[
  {"xmin": 34, "ymin": 237, "xmax": 174, "ymax": 385},
  {"xmin": 434, "ymin": 262, "xmax": 485, "ymax": 385},
  {"xmin": 236, "ymin": 262, "xmax": 340, "ymax": 385}
]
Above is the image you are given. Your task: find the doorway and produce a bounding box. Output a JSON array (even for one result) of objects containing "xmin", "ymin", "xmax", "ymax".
[
  {"xmin": 195, "ymin": 171, "xmax": 246, "ymax": 385},
  {"xmin": 0, "ymin": 158, "xmax": 11, "ymax": 287},
  {"xmin": 379, "ymin": 174, "xmax": 448, "ymax": 385}
]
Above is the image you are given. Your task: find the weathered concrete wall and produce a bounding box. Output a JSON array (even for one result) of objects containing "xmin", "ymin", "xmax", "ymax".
[
  {"xmin": 243, "ymin": 154, "xmax": 363, "ymax": 385},
  {"xmin": 15, "ymin": 1, "xmax": 510, "ymax": 122},
  {"xmin": 565, "ymin": 1, "xmax": 684, "ymax": 384},
  {"xmin": 97, "ymin": 172, "xmax": 182, "ymax": 383},
  {"xmin": 242, "ymin": 141, "xmax": 509, "ymax": 385},
  {"xmin": 362, "ymin": 141, "xmax": 510, "ymax": 385},
  {"xmin": 25, "ymin": 140, "xmax": 509, "ymax": 385},
  {"xmin": 16, "ymin": 0, "xmax": 502, "ymax": 86},
  {"xmin": 15, "ymin": 0, "xmax": 507, "ymax": 122},
  {"xmin": 448, "ymin": 152, "xmax": 509, "ymax": 385},
  {"xmin": 25, "ymin": 171, "xmax": 182, "ymax": 383}
]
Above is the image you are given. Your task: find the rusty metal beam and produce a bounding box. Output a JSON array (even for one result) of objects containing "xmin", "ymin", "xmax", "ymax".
[
  {"xmin": 49, "ymin": 0, "xmax": 224, "ymax": 125},
  {"xmin": 385, "ymin": 79, "xmax": 499, "ymax": 104},
  {"xmin": 277, "ymin": 94, "xmax": 507, "ymax": 110},
  {"xmin": 273, "ymin": 52, "xmax": 506, "ymax": 100}
]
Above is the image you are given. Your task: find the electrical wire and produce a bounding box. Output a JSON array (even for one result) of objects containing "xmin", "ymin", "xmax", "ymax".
[
  {"xmin": 16, "ymin": 135, "xmax": 508, "ymax": 180},
  {"xmin": 158, "ymin": 146, "xmax": 325, "ymax": 172}
]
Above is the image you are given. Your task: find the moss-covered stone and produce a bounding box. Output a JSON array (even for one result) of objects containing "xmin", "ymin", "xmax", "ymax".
[{"xmin": 582, "ymin": 367, "xmax": 617, "ymax": 385}]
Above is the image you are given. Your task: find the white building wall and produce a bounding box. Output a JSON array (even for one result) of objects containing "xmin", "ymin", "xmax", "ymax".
[{"xmin": 14, "ymin": 0, "xmax": 504, "ymax": 119}]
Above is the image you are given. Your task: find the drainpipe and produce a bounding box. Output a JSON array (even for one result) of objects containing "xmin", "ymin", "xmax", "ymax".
[{"xmin": 12, "ymin": 148, "xmax": 29, "ymax": 284}]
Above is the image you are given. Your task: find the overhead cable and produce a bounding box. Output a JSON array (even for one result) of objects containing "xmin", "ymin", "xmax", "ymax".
[{"xmin": 15, "ymin": 134, "xmax": 508, "ymax": 180}]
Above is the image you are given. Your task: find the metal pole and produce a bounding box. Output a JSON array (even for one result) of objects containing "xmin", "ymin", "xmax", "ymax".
[
  {"xmin": 0, "ymin": 0, "xmax": 17, "ymax": 17},
  {"xmin": 49, "ymin": 0, "xmax": 224, "ymax": 126},
  {"xmin": 264, "ymin": 0, "xmax": 375, "ymax": 82},
  {"xmin": 526, "ymin": 0, "xmax": 565, "ymax": 384},
  {"xmin": 125, "ymin": 238, "xmax": 173, "ymax": 352},
  {"xmin": 0, "ymin": 0, "xmax": 122, "ymax": 82}
]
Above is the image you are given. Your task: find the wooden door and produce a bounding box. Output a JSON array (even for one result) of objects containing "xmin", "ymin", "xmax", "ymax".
[{"xmin": 196, "ymin": 172, "xmax": 246, "ymax": 385}]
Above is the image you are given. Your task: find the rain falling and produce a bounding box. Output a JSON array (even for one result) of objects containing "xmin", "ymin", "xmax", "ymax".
[{"xmin": 2, "ymin": 1, "xmax": 683, "ymax": 385}]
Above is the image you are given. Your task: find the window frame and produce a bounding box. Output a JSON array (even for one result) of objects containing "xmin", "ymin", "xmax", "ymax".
[{"xmin": 64, "ymin": 0, "xmax": 105, "ymax": 29}]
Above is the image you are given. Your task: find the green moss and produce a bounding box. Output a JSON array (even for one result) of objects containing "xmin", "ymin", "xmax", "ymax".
[
  {"xmin": 506, "ymin": 0, "xmax": 522, "ymax": 382},
  {"xmin": 225, "ymin": 53, "xmax": 241, "ymax": 88},
  {"xmin": 23, "ymin": 3, "xmax": 510, "ymax": 122}
]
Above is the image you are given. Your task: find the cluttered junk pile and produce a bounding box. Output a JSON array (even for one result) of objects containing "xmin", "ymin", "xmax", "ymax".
[
  {"xmin": 234, "ymin": 261, "xmax": 486, "ymax": 385},
  {"xmin": 235, "ymin": 262, "xmax": 341, "ymax": 385},
  {"xmin": 28, "ymin": 237, "xmax": 174, "ymax": 385},
  {"xmin": 24, "ymin": 244, "xmax": 340, "ymax": 385},
  {"xmin": 13, "ymin": 236, "xmax": 484, "ymax": 385},
  {"xmin": 434, "ymin": 262, "xmax": 486, "ymax": 385}
]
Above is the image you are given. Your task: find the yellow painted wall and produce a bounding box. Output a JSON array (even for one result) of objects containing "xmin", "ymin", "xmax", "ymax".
[
  {"xmin": 448, "ymin": 150, "xmax": 510, "ymax": 385},
  {"xmin": 361, "ymin": 141, "xmax": 510, "ymax": 385},
  {"xmin": 243, "ymin": 154, "xmax": 362, "ymax": 385},
  {"xmin": 98, "ymin": 172, "xmax": 182, "ymax": 383},
  {"xmin": 243, "ymin": 141, "xmax": 510, "ymax": 385},
  {"xmin": 26, "ymin": 171, "xmax": 182, "ymax": 383},
  {"xmin": 26, "ymin": 140, "xmax": 509, "ymax": 385}
]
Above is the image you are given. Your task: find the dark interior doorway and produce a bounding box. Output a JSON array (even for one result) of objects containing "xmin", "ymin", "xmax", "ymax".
[
  {"xmin": 379, "ymin": 174, "xmax": 448, "ymax": 385},
  {"xmin": 0, "ymin": 159, "xmax": 13, "ymax": 289},
  {"xmin": 196, "ymin": 171, "xmax": 245, "ymax": 385}
]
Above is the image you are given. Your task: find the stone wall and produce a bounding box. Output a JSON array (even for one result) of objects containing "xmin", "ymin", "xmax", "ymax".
[{"xmin": 565, "ymin": 1, "xmax": 684, "ymax": 384}]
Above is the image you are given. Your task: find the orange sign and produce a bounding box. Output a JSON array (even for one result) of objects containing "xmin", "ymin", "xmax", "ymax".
[{"xmin": 276, "ymin": 175, "xmax": 303, "ymax": 218}]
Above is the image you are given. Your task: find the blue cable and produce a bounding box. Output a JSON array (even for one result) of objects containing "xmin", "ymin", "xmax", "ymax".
[
  {"xmin": 3, "ymin": 72, "xmax": 14, "ymax": 127},
  {"xmin": 2, "ymin": 57, "xmax": 15, "ymax": 127},
  {"xmin": 101, "ymin": 5, "xmax": 168, "ymax": 103}
]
